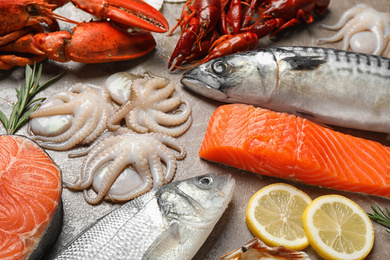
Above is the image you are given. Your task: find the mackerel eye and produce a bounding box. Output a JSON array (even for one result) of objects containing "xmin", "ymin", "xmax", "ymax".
[
  {"xmin": 211, "ymin": 61, "xmax": 230, "ymax": 76},
  {"xmin": 199, "ymin": 176, "xmax": 213, "ymax": 187}
]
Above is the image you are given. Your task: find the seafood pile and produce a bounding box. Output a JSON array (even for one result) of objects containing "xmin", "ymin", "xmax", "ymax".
[
  {"xmin": 28, "ymin": 72, "xmax": 192, "ymax": 204},
  {"xmin": 0, "ymin": 0, "xmax": 169, "ymax": 69},
  {"xmin": 2, "ymin": 1, "xmax": 390, "ymax": 260},
  {"xmin": 168, "ymin": 0, "xmax": 330, "ymax": 70}
]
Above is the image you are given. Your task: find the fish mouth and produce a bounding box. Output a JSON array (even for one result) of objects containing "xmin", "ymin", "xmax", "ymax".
[
  {"xmin": 216, "ymin": 173, "xmax": 235, "ymax": 206},
  {"xmin": 181, "ymin": 69, "xmax": 228, "ymax": 101},
  {"xmin": 201, "ymin": 173, "xmax": 235, "ymax": 225}
]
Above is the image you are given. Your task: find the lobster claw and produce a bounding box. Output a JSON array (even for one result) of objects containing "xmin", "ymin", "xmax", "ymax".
[
  {"xmin": 70, "ymin": 0, "xmax": 169, "ymax": 33},
  {"xmin": 39, "ymin": 21, "xmax": 157, "ymax": 63},
  {"xmin": 0, "ymin": 21, "xmax": 156, "ymax": 69}
]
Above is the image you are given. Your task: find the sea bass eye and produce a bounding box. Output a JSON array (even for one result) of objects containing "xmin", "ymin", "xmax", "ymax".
[{"xmin": 211, "ymin": 61, "xmax": 230, "ymax": 76}]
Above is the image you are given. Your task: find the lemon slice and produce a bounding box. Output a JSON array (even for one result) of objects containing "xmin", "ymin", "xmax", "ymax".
[
  {"xmin": 302, "ymin": 195, "xmax": 374, "ymax": 260},
  {"xmin": 246, "ymin": 183, "xmax": 312, "ymax": 250}
]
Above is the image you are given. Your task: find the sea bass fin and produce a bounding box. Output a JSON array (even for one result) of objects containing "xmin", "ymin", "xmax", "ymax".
[
  {"xmin": 281, "ymin": 56, "xmax": 326, "ymax": 70},
  {"xmin": 142, "ymin": 222, "xmax": 181, "ymax": 260}
]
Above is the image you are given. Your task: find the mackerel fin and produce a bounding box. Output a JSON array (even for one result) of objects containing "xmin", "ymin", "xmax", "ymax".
[
  {"xmin": 282, "ymin": 56, "xmax": 326, "ymax": 70},
  {"xmin": 142, "ymin": 222, "xmax": 181, "ymax": 260}
]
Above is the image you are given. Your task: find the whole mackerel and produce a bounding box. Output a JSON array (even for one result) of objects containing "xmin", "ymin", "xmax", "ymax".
[
  {"xmin": 54, "ymin": 173, "xmax": 235, "ymax": 260},
  {"xmin": 181, "ymin": 47, "xmax": 390, "ymax": 133}
]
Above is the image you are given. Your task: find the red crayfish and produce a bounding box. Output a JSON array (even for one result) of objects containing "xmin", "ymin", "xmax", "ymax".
[
  {"xmin": 168, "ymin": 0, "xmax": 330, "ymax": 71},
  {"xmin": 0, "ymin": 0, "xmax": 169, "ymax": 70}
]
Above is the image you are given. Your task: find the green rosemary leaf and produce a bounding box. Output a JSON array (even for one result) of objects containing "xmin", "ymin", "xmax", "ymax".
[
  {"xmin": 368, "ymin": 204, "xmax": 390, "ymax": 233},
  {"xmin": 25, "ymin": 97, "xmax": 46, "ymax": 108},
  {"xmin": 15, "ymin": 103, "xmax": 42, "ymax": 131},
  {"xmin": 0, "ymin": 63, "xmax": 62, "ymax": 134},
  {"xmin": 0, "ymin": 110, "xmax": 9, "ymax": 129}
]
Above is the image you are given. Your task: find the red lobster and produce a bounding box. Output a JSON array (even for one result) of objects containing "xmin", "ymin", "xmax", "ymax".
[
  {"xmin": 168, "ymin": 0, "xmax": 330, "ymax": 71},
  {"xmin": 0, "ymin": 0, "xmax": 169, "ymax": 70}
]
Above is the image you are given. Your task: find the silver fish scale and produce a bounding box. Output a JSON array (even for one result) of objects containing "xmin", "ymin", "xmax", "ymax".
[
  {"xmin": 254, "ymin": 47, "xmax": 390, "ymax": 131},
  {"xmin": 271, "ymin": 47, "xmax": 390, "ymax": 129},
  {"xmin": 279, "ymin": 46, "xmax": 390, "ymax": 76},
  {"xmin": 55, "ymin": 190, "xmax": 166, "ymax": 260}
]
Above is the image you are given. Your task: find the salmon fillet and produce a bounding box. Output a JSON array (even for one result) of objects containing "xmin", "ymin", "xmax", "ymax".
[
  {"xmin": 0, "ymin": 135, "xmax": 62, "ymax": 260},
  {"xmin": 200, "ymin": 104, "xmax": 390, "ymax": 198}
]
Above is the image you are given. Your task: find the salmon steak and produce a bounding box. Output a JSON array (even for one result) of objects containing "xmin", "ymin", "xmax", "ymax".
[
  {"xmin": 200, "ymin": 104, "xmax": 390, "ymax": 198},
  {"xmin": 0, "ymin": 135, "xmax": 62, "ymax": 260}
]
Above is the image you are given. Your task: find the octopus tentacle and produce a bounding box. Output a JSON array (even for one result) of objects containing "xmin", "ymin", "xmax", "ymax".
[
  {"xmin": 141, "ymin": 113, "xmax": 193, "ymax": 137},
  {"xmin": 81, "ymin": 106, "xmax": 104, "ymax": 144},
  {"xmin": 384, "ymin": 35, "xmax": 390, "ymax": 57},
  {"xmin": 28, "ymin": 84, "xmax": 114, "ymax": 150},
  {"xmin": 29, "ymin": 100, "xmax": 80, "ymax": 117},
  {"xmin": 143, "ymin": 78, "xmax": 174, "ymax": 102},
  {"xmin": 106, "ymin": 72, "xmax": 192, "ymax": 137},
  {"xmin": 317, "ymin": 4, "xmax": 390, "ymax": 57},
  {"xmin": 83, "ymin": 90, "xmax": 115, "ymax": 143},
  {"xmin": 150, "ymin": 111, "xmax": 191, "ymax": 126},
  {"xmin": 147, "ymin": 148, "xmax": 166, "ymax": 187},
  {"xmin": 371, "ymin": 25, "xmax": 387, "ymax": 55},
  {"xmin": 153, "ymin": 141, "xmax": 177, "ymax": 184},
  {"xmin": 68, "ymin": 128, "xmax": 135, "ymax": 158},
  {"xmin": 152, "ymin": 100, "xmax": 192, "ymax": 125},
  {"xmin": 65, "ymin": 138, "xmax": 123, "ymax": 189},
  {"xmin": 67, "ymin": 131, "xmax": 186, "ymax": 204},
  {"xmin": 126, "ymin": 108, "xmax": 149, "ymax": 133},
  {"xmin": 151, "ymin": 133, "xmax": 187, "ymax": 160},
  {"xmin": 318, "ymin": 5, "xmax": 365, "ymax": 31},
  {"xmin": 107, "ymin": 100, "xmax": 137, "ymax": 131},
  {"xmin": 35, "ymin": 104, "xmax": 98, "ymax": 150},
  {"xmin": 31, "ymin": 104, "xmax": 93, "ymax": 143},
  {"xmin": 88, "ymin": 144, "xmax": 153, "ymax": 204},
  {"xmin": 153, "ymin": 94, "xmax": 182, "ymax": 112}
]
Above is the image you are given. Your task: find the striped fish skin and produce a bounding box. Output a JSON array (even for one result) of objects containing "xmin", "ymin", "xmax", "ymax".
[
  {"xmin": 181, "ymin": 47, "xmax": 390, "ymax": 133},
  {"xmin": 54, "ymin": 174, "xmax": 235, "ymax": 260}
]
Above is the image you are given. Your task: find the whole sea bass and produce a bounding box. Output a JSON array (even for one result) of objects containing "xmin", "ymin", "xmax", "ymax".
[
  {"xmin": 181, "ymin": 47, "xmax": 390, "ymax": 133},
  {"xmin": 53, "ymin": 174, "xmax": 235, "ymax": 260}
]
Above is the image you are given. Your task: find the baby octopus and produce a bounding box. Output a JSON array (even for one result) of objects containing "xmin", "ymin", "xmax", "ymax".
[
  {"xmin": 317, "ymin": 4, "xmax": 390, "ymax": 57},
  {"xmin": 65, "ymin": 128, "xmax": 186, "ymax": 204},
  {"xmin": 28, "ymin": 83, "xmax": 114, "ymax": 150},
  {"xmin": 106, "ymin": 71, "xmax": 192, "ymax": 137}
]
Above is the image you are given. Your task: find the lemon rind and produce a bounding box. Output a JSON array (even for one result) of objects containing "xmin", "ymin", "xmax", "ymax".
[
  {"xmin": 303, "ymin": 195, "xmax": 374, "ymax": 260},
  {"xmin": 246, "ymin": 183, "xmax": 312, "ymax": 250}
]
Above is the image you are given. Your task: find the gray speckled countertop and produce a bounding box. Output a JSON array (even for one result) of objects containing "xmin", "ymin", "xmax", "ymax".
[{"xmin": 1, "ymin": 1, "xmax": 390, "ymax": 259}]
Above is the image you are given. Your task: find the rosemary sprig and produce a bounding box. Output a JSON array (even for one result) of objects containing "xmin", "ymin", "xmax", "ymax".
[
  {"xmin": 0, "ymin": 63, "xmax": 63, "ymax": 134},
  {"xmin": 367, "ymin": 204, "xmax": 390, "ymax": 233}
]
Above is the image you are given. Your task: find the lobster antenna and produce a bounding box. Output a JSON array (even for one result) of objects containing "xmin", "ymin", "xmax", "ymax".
[{"xmin": 49, "ymin": 11, "xmax": 79, "ymax": 25}]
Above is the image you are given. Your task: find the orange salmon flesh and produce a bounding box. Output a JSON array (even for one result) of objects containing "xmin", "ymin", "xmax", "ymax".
[
  {"xmin": 200, "ymin": 104, "xmax": 390, "ymax": 198},
  {"xmin": 0, "ymin": 135, "xmax": 62, "ymax": 259}
]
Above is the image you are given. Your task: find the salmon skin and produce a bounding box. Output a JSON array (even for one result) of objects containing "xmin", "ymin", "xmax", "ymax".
[
  {"xmin": 181, "ymin": 47, "xmax": 390, "ymax": 134},
  {"xmin": 200, "ymin": 104, "xmax": 390, "ymax": 199},
  {"xmin": 54, "ymin": 173, "xmax": 235, "ymax": 259},
  {"xmin": 0, "ymin": 135, "xmax": 62, "ymax": 260}
]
